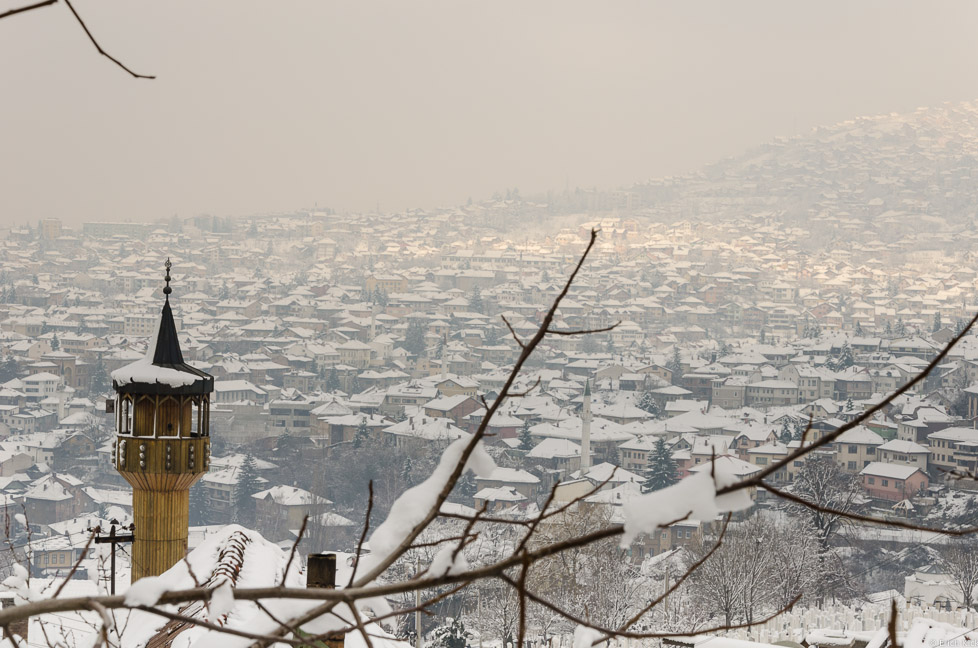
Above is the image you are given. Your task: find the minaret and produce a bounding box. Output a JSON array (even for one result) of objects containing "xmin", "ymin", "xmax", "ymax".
[
  {"xmin": 111, "ymin": 260, "xmax": 214, "ymax": 582},
  {"xmin": 580, "ymin": 379, "xmax": 592, "ymax": 472}
]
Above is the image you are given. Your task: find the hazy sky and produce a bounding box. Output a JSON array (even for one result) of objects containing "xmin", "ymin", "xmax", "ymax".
[{"xmin": 2, "ymin": 1, "xmax": 978, "ymax": 226}]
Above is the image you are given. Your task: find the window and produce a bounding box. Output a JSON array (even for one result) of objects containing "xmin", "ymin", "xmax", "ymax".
[
  {"xmin": 848, "ymin": 461, "xmax": 857, "ymax": 470},
  {"xmin": 756, "ymin": 457, "xmax": 768, "ymax": 465},
  {"xmin": 868, "ymin": 477, "xmax": 875, "ymax": 485},
  {"xmin": 848, "ymin": 445, "xmax": 858, "ymax": 453},
  {"xmin": 882, "ymin": 479, "xmax": 889, "ymax": 487}
]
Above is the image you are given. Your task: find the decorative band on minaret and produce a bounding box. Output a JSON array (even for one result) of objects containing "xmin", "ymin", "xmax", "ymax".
[{"xmin": 110, "ymin": 259, "xmax": 214, "ymax": 582}]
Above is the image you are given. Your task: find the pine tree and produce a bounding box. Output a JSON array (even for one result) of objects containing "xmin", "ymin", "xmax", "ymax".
[
  {"xmin": 638, "ymin": 391, "xmax": 660, "ymax": 418},
  {"xmin": 405, "ymin": 320, "xmax": 427, "ymax": 357},
  {"xmin": 350, "ymin": 373, "xmax": 363, "ymax": 394},
  {"xmin": 470, "ymin": 286, "xmax": 484, "ymax": 314},
  {"xmin": 933, "ymin": 311, "xmax": 943, "ymax": 333},
  {"xmin": 0, "ymin": 356, "xmax": 18, "ymax": 383},
  {"xmin": 642, "ymin": 437, "xmax": 677, "ymax": 493},
  {"xmin": 325, "ymin": 367, "xmax": 340, "ymax": 392},
  {"xmin": 484, "ymin": 325, "xmax": 500, "ymax": 346},
  {"xmin": 234, "ymin": 454, "xmax": 262, "ymax": 526},
  {"xmin": 354, "ymin": 416, "xmax": 370, "ymax": 448},
  {"xmin": 51, "ymin": 334, "xmax": 59, "ymax": 350},
  {"xmin": 518, "ymin": 419, "xmax": 533, "ymax": 450},
  {"xmin": 834, "ymin": 342, "xmax": 854, "ymax": 371},
  {"xmin": 792, "ymin": 418, "xmax": 806, "ymax": 442},
  {"xmin": 189, "ymin": 482, "xmax": 209, "ymax": 526},
  {"xmin": 667, "ymin": 347, "xmax": 682, "ymax": 385},
  {"xmin": 855, "ymin": 321, "xmax": 863, "ymax": 336},
  {"xmin": 885, "ymin": 321, "xmax": 892, "ymax": 336},
  {"xmin": 90, "ymin": 357, "xmax": 109, "ymax": 394},
  {"xmin": 779, "ymin": 419, "xmax": 792, "ymax": 445},
  {"xmin": 846, "ymin": 397, "xmax": 854, "ymax": 412}
]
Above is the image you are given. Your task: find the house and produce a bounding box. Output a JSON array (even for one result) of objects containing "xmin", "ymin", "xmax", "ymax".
[
  {"xmin": 859, "ymin": 462, "xmax": 929, "ymax": 501},
  {"xmin": 423, "ymin": 395, "xmax": 481, "ymax": 426},
  {"xmin": 876, "ymin": 439, "xmax": 930, "ymax": 472},
  {"xmin": 23, "ymin": 474, "xmax": 93, "ymax": 525},
  {"xmin": 252, "ymin": 485, "xmax": 329, "ymax": 541},
  {"xmin": 474, "ymin": 466, "xmax": 541, "ymax": 499},
  {"xmin": 831, "ymin": 425, "xmax": 884, "ymax": 473},
  {"xmin": 474, "ymin": 486, "xmax": 528, "ymax": 512},
  {"xmin": 928, "ymin": 427, "xmax": 978, "ymax": 477}
]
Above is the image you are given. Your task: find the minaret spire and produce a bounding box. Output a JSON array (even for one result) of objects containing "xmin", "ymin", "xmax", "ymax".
[
  {"xmin": 581, "ymin": 379, "xmax": 592, "ymax": 473},
  {"xmin": 163, "ymin": 258, "xmax": 172, "ymax": 299}
]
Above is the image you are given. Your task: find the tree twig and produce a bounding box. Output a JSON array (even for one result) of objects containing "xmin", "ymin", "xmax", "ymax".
[{"xmin": 62, "ymin": 0, "xmax": 155, "ymax": 79}]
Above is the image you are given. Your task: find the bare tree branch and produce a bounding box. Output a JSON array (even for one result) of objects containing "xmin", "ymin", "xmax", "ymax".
[
  {"xmin": 62, "ymin": 0, "xmax": 155, "ymax": 79},
  {"xmin": 0, "ymin": 0, "xmax": 56, "ymax": 20}
]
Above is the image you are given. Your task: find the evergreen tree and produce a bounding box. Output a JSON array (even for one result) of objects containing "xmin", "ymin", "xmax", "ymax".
[
  {"xmin": 779, "ymin": 419, "xmax": 792, "ymax": 445},
  {"xmin": 846, "ymin": 397, "xmax": 854, "ymax": 412},
  {"xmin": 667, "ymin": 346, "xmax": 682, "ymax": 385},
  {"xmin": 350, "ymin": 373, "xmax": 363, "ymax": 394},
  {"xmin": 642, "ymin": 437, "xmax": 677, "ymax": 493},
  {"xmin": 518, "ymin": 419, "xmax": 533, "ymax": 450},
  {"xmin": 934, "ymin": 311, "xmax": 943, "ymax": 333},
  {"xmin": 0, "ymin": 356, "xmax": 19, "ymax": 383},
  {"xmin": 896, "ymin": 317, "xmax": 906, "ymax": 336},
  {"xmin": 638, "ymin": 391, "xmax": 660, "ymax": 418},
  {"xmin": 51, "ymin": 334, "xmax": 59, "ymax": 350},
  {"xmin": 189, "ymin": 482, "xmax": 209, "ymax": 526},
  {"xmin": 470, "ymin": 286, "xmax": 484, "ymax": 314},
  {"xmin": 885, "ymin": 321, "xmax": 892, "ymax": 336},
  {"xmin": 90, "ymin": 357, "xmax": 109, "ymax": 394},
  {"xmin": 792, "ymin": 418, "xmax": 806, "ymax": 442},
  {"xmin": 484, "ymin": 325, "xmax": 500, "ymax": 346},
  {"xmin": 855, "ymin": 321, "xmax": 863, "ymax": 336},
  {"xmin": 454, "ymin": 470, "xmax": 477, "ymax": 499},
  {"xmin": 325, "ymin": 367, "xmax": 340, "ymax": 392},
  {"xmin": 404, "ymin": 320, "xmax": 428, "ymax": 357},
  {"xmin": 234, "ymin": 454, "xmax": 262, "ymax": 526},
  {"xmin": 354, "ymin": 416, "xmax": 370, "ymax": 448},
  {"xmin": 400, "ymin": 455, "xmax": 414, "ymax": 484},
  {"xmin": 580, "ymin": 335, "xmax": 599, "ymax": 354},
  {"xmin": 834, "ymin": 342, "xmax": 854, "ymax": 371}
]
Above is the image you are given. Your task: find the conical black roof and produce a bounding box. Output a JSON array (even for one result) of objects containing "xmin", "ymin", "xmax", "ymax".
[
  {"xmin": 152, "ymin": 299, "xmax": 185, "ymax": 366},
  {"xmin": 113, "ymin": 261, "xmax": 213, "ymax": 396}
]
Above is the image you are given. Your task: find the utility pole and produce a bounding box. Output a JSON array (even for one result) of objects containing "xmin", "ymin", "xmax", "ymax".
[{"xmin": 92, "ymin": 520, "xmax": 135, "ymax": 595}]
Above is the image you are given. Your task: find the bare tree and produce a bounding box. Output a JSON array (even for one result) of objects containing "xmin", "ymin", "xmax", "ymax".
[
  {"xmin": 781, "ymin": 453, "xmax": 863, "ymax": 552},
  {"xmin": 937, "ymin": 538, "xmax": 978, "ymax": 610}
]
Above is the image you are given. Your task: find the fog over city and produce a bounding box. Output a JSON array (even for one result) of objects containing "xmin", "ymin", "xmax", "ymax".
[
  {"xmin": 5, "ymin": 3, "xmax": 978, "ymax": 648},
  {"xmin": 3, "ymin": 1, "xmax": 978, "ymax": 224}
]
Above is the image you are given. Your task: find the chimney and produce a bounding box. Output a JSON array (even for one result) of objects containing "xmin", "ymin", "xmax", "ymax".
[
  {"xmin": 306, "ymin": 554, "xmax": 343, "ymax": 648},
  {"xmin": 307, "ymin": 553, "xmax": 337, "ymax": 589}
]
